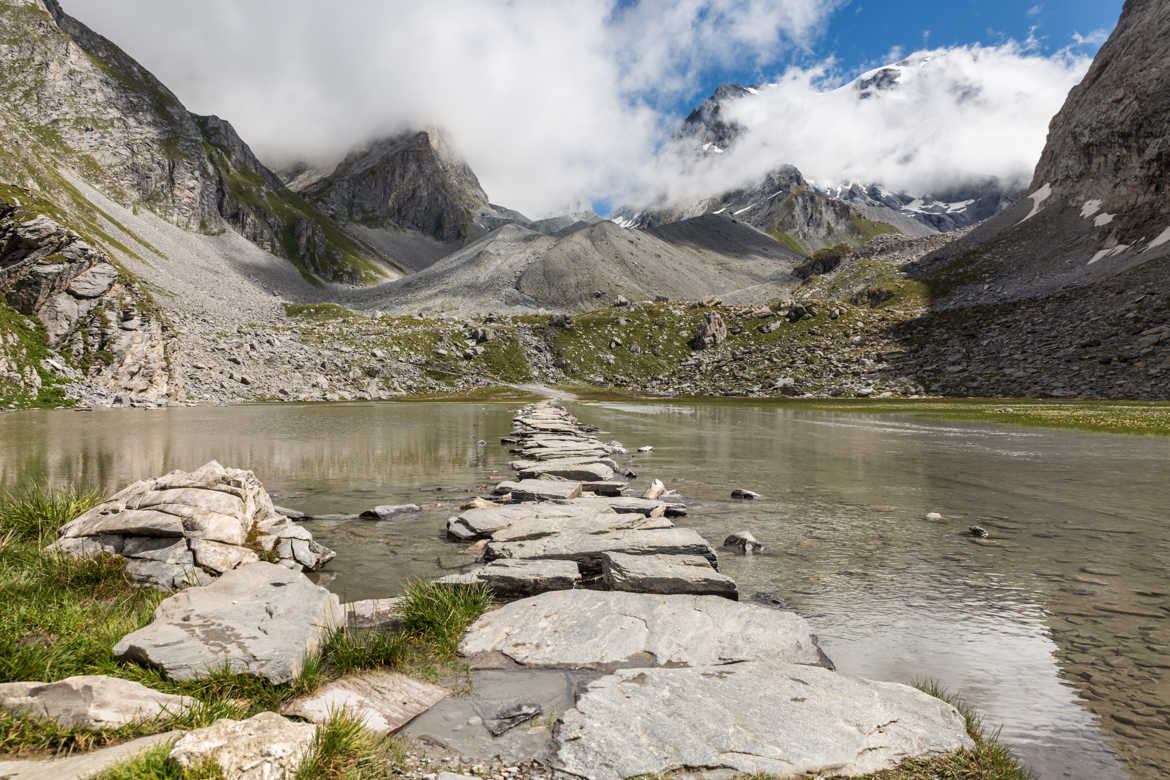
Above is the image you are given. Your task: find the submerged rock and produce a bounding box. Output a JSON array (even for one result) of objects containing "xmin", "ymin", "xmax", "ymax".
[
  {"xmin": 553, "ymin": 662, "xmax": 973, "ymax": 780},
  {"xmin": 113, "ymin": 562, "xmax": 341, "ymax": 684},
  {"xmin": 359, "ymin": 504, "xmax": 421, "ymax": 521},
  {"xmin": 721, "ymin": 531, "xmax": 764, "ymax": 555}
]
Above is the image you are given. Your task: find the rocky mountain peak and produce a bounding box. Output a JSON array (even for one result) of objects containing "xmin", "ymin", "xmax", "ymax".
[{"xmin": 678, "ymin": 84, "xmax": 754, "ymax": 151}]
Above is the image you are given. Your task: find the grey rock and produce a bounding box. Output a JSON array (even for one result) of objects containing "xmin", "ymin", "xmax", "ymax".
[
  {"xmin": 343, "ymin": 597, "xmax": 404, "ymax": 630},
  {"xmin": 435, "ymin": 559, "xmax": 581, "ymax": 598},
  {"xmin": 494, "ymin": 479, "xmax": 582, "ymax": 502},
  {"xmin": 359, "ymin": 503, "xmax": 421, "ymax": 521},
  {"xmin": 282, "ymin": 671, "xmax": 448, "ymax": 734},
  {"xmin": 553, "ymin": 662, "xmax": 973, "ymax": 779},
  {"xmin": 0, "ymin": 731, "xmax": 181, "ymax": 780},
  {"xmin": 113, "ymin": 562, "xmax": 342, "ymax": 684},
  {"xmin": 560, "ymin": 495, "xmax": 678, "ymax": 517},
  {"xmin": 582, "ymin": 480, "xmax": 626, "ymax": 497},
  {"xmin": 479, "ymin": 700, "xmax": 542, "ymax": 736},
  {"xmin": 517, "ymin": 460, "xmax": 615, "ymax": 482},
  {"xmin": 483, "ymin": 528, "xmax": 716, "ymax": 572},
  {"xmin": 600, "ymin": 552, "xmax": 737, "ymax": 599},
  {"xmin": 730, "ymin": 488, "xmax": 760, "ymax": 500},
  {"xmin": 721, "ymin": 530, "xmax": 765, "ymax": 555},
  {"xmin": 0, "ymin": 675, "xmax": 195, "ymax": 730},
  {"xmin": 691, "ymin": 311, "xmax": 728, "ymax": 349},
  {"xmin": 447, "ymin": 503, "xmax": 622, "ymax": 540},
  {"xmin": 459, "ymin": 590, "xmax": 828, "ymax": 670},
  {"xmin": 169, "ymin": 712, "xmax": 317, "ymax": 780}
]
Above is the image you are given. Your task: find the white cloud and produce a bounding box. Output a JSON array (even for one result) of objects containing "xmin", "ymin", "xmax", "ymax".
[
  {"xmin": 1027, "ymin": 4, "xmax": 1044, "ymax": 19},
  {"xmin": 64, "ymin": 0, "xmax": 843, "ymax": 217},
  {"xmin": 1072, "ymin": 28, "xmax": 1110, "ymax": 47},
  {"xmin": 621, "ymin": 42, "xmax": 1093, "ymax": 207}
]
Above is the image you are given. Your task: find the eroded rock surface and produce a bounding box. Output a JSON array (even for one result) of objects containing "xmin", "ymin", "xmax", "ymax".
[
  {"xmin": 113, "ymin": 562, "xmax": 342, "ymax": 684},
  {"xmin": 50, "ymin": 461, "xmax": 332, "ymax": 589},
  {"xmin": 459, "ymin": 590, "xmax": 828, "ymax": 671},
  {"xmin": 168, "ymin": 711, "xmax": 317, "ymax": 780},
  {"xmin": 600, "ymin": 552, "xmax": 737, "ymax": 599},
  {"xmin": 435, "ymin": 559, "xmax": 581, "ymax": 598},
  {"xmin": 0, "ymin": 675, "xmax": 194, "ymax": 729},
  {"xmin": 553, "ymin": 662, "xmax": 973, "ymax": 780},
  {"xmin": 282, "ymin": 671, "xmax": 448, "ymax": 734}
]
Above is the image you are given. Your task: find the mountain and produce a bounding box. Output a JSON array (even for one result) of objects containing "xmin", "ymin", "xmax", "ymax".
[
  {"xmin": 0, "ymin": 0, "xmax": 388, "ymax": 284},
  {"xmin": 619, "ymin": 62, "xmax": 1022, "ymax": 246},
  {"xmin": 348, "ymin": 214, "xmax": 805, "ymax": 315}
]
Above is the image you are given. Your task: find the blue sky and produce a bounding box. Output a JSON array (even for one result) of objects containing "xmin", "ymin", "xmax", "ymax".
[{"xmin": 673, "ymin": 0, "xmax": 1123, "ymax": 119}]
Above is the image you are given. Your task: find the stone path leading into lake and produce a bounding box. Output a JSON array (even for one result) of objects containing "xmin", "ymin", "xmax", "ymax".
[{"xmin": 418, "ymin": 401, "xmax": 973, "ymax": 777}]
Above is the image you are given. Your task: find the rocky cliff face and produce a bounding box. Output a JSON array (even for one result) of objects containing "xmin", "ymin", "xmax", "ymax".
[
  {"xmin": 0, "ymin": 0, "xmax": 380, "ymax": 283},
  {"xmin": 296, "ymin": 129, "xmax": 523, "ymax": 244},
  {"xmin": 0, "ymin": 189, "xmax": 178, "ymax": 404}
]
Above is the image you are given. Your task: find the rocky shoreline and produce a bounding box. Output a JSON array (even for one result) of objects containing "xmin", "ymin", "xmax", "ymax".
[{"xmin": 0, "ymin": 401, "xmax": 981, "ymax": 779}]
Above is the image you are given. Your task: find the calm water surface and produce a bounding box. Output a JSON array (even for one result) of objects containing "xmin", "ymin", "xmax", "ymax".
[{"xmin": 1, "ymin": 401, "xmax": 1167, "ymax": 779}]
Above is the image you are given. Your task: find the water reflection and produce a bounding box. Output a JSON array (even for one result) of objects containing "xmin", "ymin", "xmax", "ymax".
[{"xmin": 1, "ymin": 401, "xmax": 1168, "ymax": 778}]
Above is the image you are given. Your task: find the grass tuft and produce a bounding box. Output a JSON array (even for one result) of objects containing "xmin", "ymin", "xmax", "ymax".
[
  {"xmin": 0, "ymin": 483, "xmax": 102, "ymax": 543},
  {"xmin": 294, "ymin": 710, "xmax": 406, "ymax": 780},
  {"xmin": 399, "ymin": 579, "xmax": 492, "ymax": 657},
  {"xmin": 88, "ymin": 741, "xmax": 224, "ymax": 780}
]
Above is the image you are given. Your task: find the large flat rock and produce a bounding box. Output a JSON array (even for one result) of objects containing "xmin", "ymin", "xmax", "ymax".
[
  {"xmin": 0, "ymin": 675, "xmax": 195, "ymax": 730},
  {"xmin": 483, "ymin": 528, "xmax": 716, "ymax": 572},
  {"xmin": 447, "ymin": 503, "xmax": 619, "ymax": 540},
  {"xmin": 480, "ymin": 513, "xmax": 672, "ymax": 544},
  {"xmin": 601, "ymin": 552, "xmax": 737, "ymax": 599},
  {"xmin": 169, "ymin": 712, "xmax": 316, "ymax": 780},
  {"xmin": 518, "ymin": 460, "xmax": 615, "ymax": 482},
  {"xmin": 459, "ymin": 590, "xmax": 829, "ymax": 671},
  {"xmin": 561, "ymin": 496, "xmax": 686, "ymax": 517},
  {"xmin": 113, "ymin": 562, "xmax": 341, "ymax": 684},
  {"xmin": 0, "ymin": 731, "xmax": 181, "ymax": 780},
  {"xmin": 553, "ymin": 662, "xmax": 974, "ymax": 780},
  {"xmin": 435, "ymin": 559, "xmax": 581, "ymax": 598},
  {"xmin": 282, "ymin": 671, "xmax": 448, "ymax": 734},
  {"xmin": 494, "ymin": 480, "xmax": 583, "ymax": 502}
]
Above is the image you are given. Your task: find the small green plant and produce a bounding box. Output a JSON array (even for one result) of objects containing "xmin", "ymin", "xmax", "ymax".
[
  {"xmin": 88, "ymin": 741, "xmax": 224, "ymax": 780},
  {"xmin": 0, "ymin": 483, "xmax": 101, "ymax": 543},
  {"xmin": 294, "ymin": 710, "xmax": 406, "ymax": 779},
  {"xmin": 399, "ymin": 579, "xmax": 492, "ymax": 656}
]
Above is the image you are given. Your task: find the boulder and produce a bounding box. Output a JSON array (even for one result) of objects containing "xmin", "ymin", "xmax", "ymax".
[
  {"xmin": 721, "ymin": 531, "xmax": 764, "ymax": 555},
  {"xmin": 113, "ymin": 562, "xmax": 342, "ymax": 684},
  {"xmin": 169, "ymin": 712, "xmax": 317, "ymax": 780},
  {"xmin": 359, "ymin": 504, "xmax": 421, "ymax": 521},
  {"xmin": 435, "ymin": 559, "xmax": 581, "ymax": 598},
  {"xmin": 553, "ymin": 662, "xmax": 973, "ymax": 780},
  {"xmin": 282, "ymin": 671, "xmax": 448, "ymax": 734},
  {"xmin": 600, "ymin": 553, "xmax": 737, "ymax": 599},
  {"xmin": 483, "ymin": 528, "xmax": 716, "ymax": 572},
  {"xmin": 0, "ymin": 675, "xmax": 195, "ymax": 729},
  {"xmin": 49, "ymin": 461, "xmax": 332, "ymax": 588},
  {"xmin": 691, "ymin": 311, "xmax": 728, "ymax": 349},
  {"xmin": 493, "ymin": 480, "xmax": 582, "ymax": 502},
  {"xmin": 343, "ymin": 597, "xmax": 404, "ymax": 630},
  {"xmin": 459, "ymin": 590, "xmax": 829, "ymax": 670}
]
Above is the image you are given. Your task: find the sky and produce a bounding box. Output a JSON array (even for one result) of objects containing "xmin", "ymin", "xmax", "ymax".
[{"xmin": 67, "ymin": 0, "xmax": 1123, "ymax": 218}]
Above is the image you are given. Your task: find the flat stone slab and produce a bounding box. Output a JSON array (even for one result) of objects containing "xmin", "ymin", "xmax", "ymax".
[
  {"xmin": 482, "ymin": 513, "xmax": 673, "ymax": 544},
  {"xmin": 435, "ymin": 559, "xmax": 581, "ymax": 598},
  {"xmin": 447, "ymin": 503, "xmax": 619, "ymax": 540},
  {"xmin": 0, "ymin": 675, "xmax": 195, "ymax": 729},
  {"xmin": 601, "ymin": 552, "xmax": 738, "ymax": 599},
  {"xmin": 494, "ymin": 480, "xmax": 582, "ymax": 502},
  {"xmin": 483, "ymin": 528, "xmax": 716, "ymax": 572},
  {"xmin": 0, "ymin": 731, "xmax": 181, "ymax": 780},
  {"xmin": 114, "ymin": 562, "xmax": 341, "ymax": 684},
  {"xmin": 359, "ymin": 504, "xmax": 421, "ymax": 521},
  {"xmin": 518, "ymin": 460, "xmax": 615, "ymax": 482},
  {"xmin": 582, "ymin": 481, "xmax": 626, "ymax": 497},
  {"xmin": 562, "ymin": 496, "xmax": 686, "ymax": 517},
  {"xmin": 282, "ymin": 671, "xmax": 448, "ymax": 733},
  {"xmin": 343, "ymin": 597, "xmax": 404, "ymax": 630},
  {"xmin": 169, "ymin": 711, "xmax": 316, "ymax": 780},
  {"xmin": 553, "ymin": 662, "xmax": 974, "ymax": 780},
  {"xmin": 459, "ymin": 590, "xmax": 829, "ymax": 671}
]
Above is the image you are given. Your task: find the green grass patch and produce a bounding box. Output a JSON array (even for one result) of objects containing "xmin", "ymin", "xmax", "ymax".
[
  {"xmin": 89, "ymin": 741, "xmax": 224, "ymax": 780},
  {"xmin": 294, "ymin": 710, "xmax": 407, "ymax": 779},
  {"xmin": 769, "ymin": 228, "xmax": 807, "ymax": 255},
  {"xmin": 849, "ymin": 214, "xmax": 900, "ymax": 243},
  {"xmin": 281, "ymin": 303, "xmax": 357, "ymax": 322}
]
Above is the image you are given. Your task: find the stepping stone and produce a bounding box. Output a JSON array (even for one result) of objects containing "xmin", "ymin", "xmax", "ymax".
[
  {"xmin": 518, "ymin": 460, "xmax": 615, "ymax": 482},
  {"xmin": 169, "ymin": 712, "xmax": 316, "ymax": 780},
  {"xmin": 114, "ymin": 562, "xmax": 341, "ymax": 684},
  {"xmin": 581, "ymin": 481, "xmax": 626, "ymax": 497},
  {"xmin": 447, "ymin": 503, "xmax": 618, "ymax": 540},
  {"xmin": 0, "ymin": 731, "xmax": 181, "ymax": 780},
  {"xmin": 493, "ymin": 480, "xmax": 582, "ymax": 502},
  {"xmin": 483, "ymin": 512, "xmax": 672, "ymax": 543},
  {"xmin": 600, "ymin": 553, "xmax": 738, "ymax": 599},
  {"xmin": 359, "ymin": 504, "xmax": 421, "ymax": 521},
  {"xmin": 0, "ymin": 675, "xmax": 195, "ymax": 729},
  {"xmin": 459, "ymin": 590, "xmax": 830, "ymax": 670},
  {"xmin": 564, "ymin": 496, "xmax": 686, "ymax": 517},
  {"xmin": 553, "ymin": 662, "xmax": 973, "ymax": 780},
  {"xmin": 343, "ymin": 597, "xmax": 404, "ymax": 630},
  {"xmin": 435, "ymin": 559, "xmax": 581, "ymax": 598},
  {"xmin": 483, "ymin": 528, "xmax": 716, "ymax": 573},
  {"xmin": 282, "ymin": 671, "xmax": 448, "ymax": 733}
]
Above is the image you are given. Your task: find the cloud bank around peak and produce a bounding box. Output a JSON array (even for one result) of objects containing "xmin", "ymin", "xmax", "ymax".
[
  {"xmin": 627, "ymin": 42, "xmax": 1094, "ymax": 209},
  {"xmin": 67, "ymin": 0, "xmax": 1092, "ymax": 217}
]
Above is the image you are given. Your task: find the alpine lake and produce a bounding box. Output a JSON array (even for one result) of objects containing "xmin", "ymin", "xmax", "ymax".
[{"xmin": 1, "ymin": 399, "xmax": 1167, "ymax": 779}]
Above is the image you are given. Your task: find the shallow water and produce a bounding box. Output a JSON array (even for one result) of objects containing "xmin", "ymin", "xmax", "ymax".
[{"xmin": 1, "ymin": 400, "xmax": 1167, "ymax": 779}]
